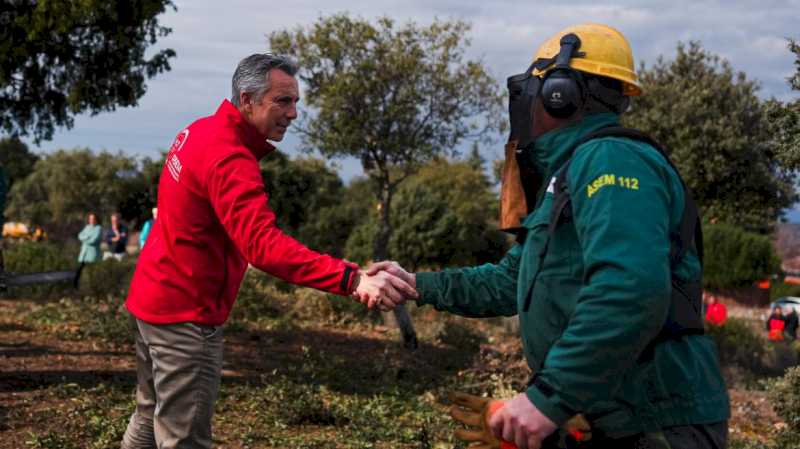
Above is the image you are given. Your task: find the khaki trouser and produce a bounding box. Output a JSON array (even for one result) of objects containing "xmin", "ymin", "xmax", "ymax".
[{"xmin": 121, "ymin": 317, "xmax": 224, "ymax": 449}]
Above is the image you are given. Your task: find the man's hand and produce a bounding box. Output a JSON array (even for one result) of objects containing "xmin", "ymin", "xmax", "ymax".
[
  {"xmin": 487, "ymin": 392, "xmax": 557, "ymax": 449},
  {"xmin": 365, "ymin": 261, "xmax": 416, "ymax": 293},
  {"xmin": 352, "ymin": 269, "xmax": 417, "ymax": 311}
]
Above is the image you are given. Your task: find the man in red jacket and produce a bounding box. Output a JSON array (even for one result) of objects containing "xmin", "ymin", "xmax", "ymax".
[{"xmin": 121, "ymin": 53, "xmax": 416, "ymax": 449}]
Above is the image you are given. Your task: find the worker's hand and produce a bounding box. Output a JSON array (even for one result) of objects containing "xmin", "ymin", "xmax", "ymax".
[
  {"xmin": 487, "ymin": 392, "xmax": 557, "ymax": 449},
  {"xmin": 365, "ymin": 261, "xmax": 416, "ymax": 300},
  {"xmin": 353, "ymin": 269, "xmax": 417, "ymax": 311}
]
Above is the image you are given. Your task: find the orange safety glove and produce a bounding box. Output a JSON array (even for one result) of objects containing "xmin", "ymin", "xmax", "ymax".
[{"xmin": 448, "ymin": 392, "xmax": 592, "ymax": 449}]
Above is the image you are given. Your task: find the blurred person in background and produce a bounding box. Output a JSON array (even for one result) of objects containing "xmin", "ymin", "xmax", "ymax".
[
  {"xmin": 704, "ymin": 294, "xmax": 727, "ymax": 327},
  {"xmin": 783, "ymin": 307, "xmax": 798, "ymax": 341},
  {"xmin": 103, "ymin": 212, "xmax": 128, "ymax": 261},
  {"xmin": 767, "ymin": 306, "xmax": 786, "ymax": 341},
  {"xmin": 138, "ymin": 208, "xmax": 157, "ymax": 249}
]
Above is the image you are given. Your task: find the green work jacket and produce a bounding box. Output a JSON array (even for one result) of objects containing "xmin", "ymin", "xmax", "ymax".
[{"xmin": 416, "ymin": 113, "xmax": 730, "ymax": 437}]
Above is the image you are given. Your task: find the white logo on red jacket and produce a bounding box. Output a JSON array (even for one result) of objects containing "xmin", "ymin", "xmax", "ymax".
[
  {"xmin": 171, "ymin": 129, "xmax": 189, "ymax": 152},
  {"xmin": 167, "ymin": 129, "xmax": 189, "ymax": 181}
]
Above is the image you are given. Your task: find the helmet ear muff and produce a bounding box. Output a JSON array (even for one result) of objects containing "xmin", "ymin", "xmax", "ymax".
[
  {"xmin": 539, "ymin": 33, "xmax": 586, "ymax": 119},
  {"xmin": 541, "ymin": 68, "xmax": 585, "ymax": 119}
]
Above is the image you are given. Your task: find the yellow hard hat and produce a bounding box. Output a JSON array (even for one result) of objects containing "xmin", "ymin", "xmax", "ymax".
[{"xmin": 531, "ymin": 23, "xmax": 641, "ymax": 96}]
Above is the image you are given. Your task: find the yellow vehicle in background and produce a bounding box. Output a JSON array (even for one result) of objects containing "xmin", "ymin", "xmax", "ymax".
[{"xmin": 2, "ymin": 222, "xmax": 47, "ymax": 241}]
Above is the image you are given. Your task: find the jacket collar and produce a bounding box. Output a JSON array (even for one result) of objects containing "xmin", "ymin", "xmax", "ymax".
[
  {"xmin": 526, "ymin": 112, "xmax": 620, "ymax": 182},
  {"xmin": 215, "ymin": 100, "xmax": 276, "ymax": 160}
]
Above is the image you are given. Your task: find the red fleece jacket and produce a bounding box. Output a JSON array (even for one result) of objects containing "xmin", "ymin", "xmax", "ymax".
[{"xmin": 126, "ymin": 100, "xmax": 358, "ymax": 325}]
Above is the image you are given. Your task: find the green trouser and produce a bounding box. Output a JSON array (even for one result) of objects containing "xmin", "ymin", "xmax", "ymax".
[{"xmin": 543, "ymin": 422, "xmax": 728, "ymax": 449}]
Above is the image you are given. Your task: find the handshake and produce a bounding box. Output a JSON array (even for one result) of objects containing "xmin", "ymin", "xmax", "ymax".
[{"xmin": 351, "ymin": 261, "xmax": 418, "ymax": 311}]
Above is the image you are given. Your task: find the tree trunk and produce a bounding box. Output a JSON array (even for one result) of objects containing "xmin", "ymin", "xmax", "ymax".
[{"xmin": 373, "ymin": 185, "xmax": 418, "ymax": 350}]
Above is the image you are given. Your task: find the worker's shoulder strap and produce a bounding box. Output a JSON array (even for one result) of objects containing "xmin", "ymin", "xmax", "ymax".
[
  {"xmin": 540, "ymin": 126, "xmax": 705, "ymax": 344},
  {"xmin": 550, "ymin": 126, "xmax": 703, "ymax": 269}
]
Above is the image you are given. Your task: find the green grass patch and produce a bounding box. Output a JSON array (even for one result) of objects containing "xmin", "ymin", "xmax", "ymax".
[{"xmin": 22, "ymin": 295, "xmax": 132, "ymax": 345}]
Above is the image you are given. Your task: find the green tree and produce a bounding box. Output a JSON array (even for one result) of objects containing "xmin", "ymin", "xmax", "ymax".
[
  {"xmin": 1, "ymin": 1, "xmax": 176, "ymax": 142},
  {"xmin": 259, "ymin": 151, "xmax": 364, "ymax": 257},
  {"xmin": 702, "ymin": 222, "xmax": 780, "ymax": 289},
  {"xmin": 768, "ymin": 98, "xmax": 800, "ymax": 172},
  {"xmin": 768, "ymin": 367, "xmax": 800, "ymax": 449},
  {"xmin": 6, "ymin": 149, "xmax": 143, "ymax": 238},
  {"xmin": 789, "ymin": 38, "xmax": 800, "ymax": 91},
  {"xmin": 625, "ymin": 41, "xmax": 795, "ymax": 232},
  {"xmin": 769, "ymin": 38, "xmax": 800, "ymax": 171},
  {"xmin": 298, "ymin": 177, "xmax": 373, "ymax": 259},
  {"xmin": 270, "ymin": 15, "xmax": 505, "ymax": 347},
  {"xmin": 0, "ymin": 137, "xmax": 37, "ymax": 231},
  {"xmin": 0, "ymin": 137, "xmax": 39, "ymax": 188},
  {"xmin": 118, "ymin": 154, "xmax": 165, "ymax": 229},
  {"xmin": 346, "ymin": 157, "xmax": 508, "ymax": 272}
]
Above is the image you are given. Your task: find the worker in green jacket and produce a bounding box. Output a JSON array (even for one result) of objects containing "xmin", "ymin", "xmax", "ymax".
[{"xmin": 369, "ymin": 23, "xmax": 729, "ymax": 449}]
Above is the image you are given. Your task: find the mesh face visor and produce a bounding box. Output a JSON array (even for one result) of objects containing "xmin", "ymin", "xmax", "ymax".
[
  {"xmin": 506, "ymin": 64, "xmax": 541, "ymax": 149},
  {"xmin": 500, "ymin": 64, "xmax": 544, "ymax": 231}
]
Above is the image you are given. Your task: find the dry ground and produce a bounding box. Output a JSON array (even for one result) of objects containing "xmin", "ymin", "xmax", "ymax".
[{"xmin": 0, "ymin": 296, "xmax": 786, "ymax": 448}]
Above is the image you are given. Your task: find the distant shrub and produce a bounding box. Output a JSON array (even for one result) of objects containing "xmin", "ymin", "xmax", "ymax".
[
  {"xmin": 705, "ymin": 317, "xmax": 778, "ymax": 377},
  {"xmin": 288, "ymin": 288, "xmax": 378, "ymax": 327},
  {"xmin": 764, "ymin": 367, "xmax": 800, "ymax": 449},
  {"xmin": 2, "ymin": 240, "xmax": 75, "ymax": 298},
  {"xmin": 228, "ymin": 270, "xmax": 286, "ymax": 328},
  {"xmin": 3, "ymin": 240, "xmax": 73, "ymax": 273},
  {"xmin": 770, "ymin": 282, "xmax": 800, "ymax": 302},
  {"xmin": 77, "ymin": 259, "xmax": 136, "ymax": 298},
  {"xmin": 24, "ymin": 295, "xmax": 132, "ymax": 345},
  {"xmin": 703, "ymin": 223, "xmax": 780, "ymax": 290}
]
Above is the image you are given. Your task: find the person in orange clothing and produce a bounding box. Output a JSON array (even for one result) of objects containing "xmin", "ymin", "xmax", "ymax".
[
  {"xmin": 767, "ymin": 307, "xmax": 786, "ymax": 341},
  {"xmin": 704, "ymin": 294, "xmax": 727, "ymax": 327}
]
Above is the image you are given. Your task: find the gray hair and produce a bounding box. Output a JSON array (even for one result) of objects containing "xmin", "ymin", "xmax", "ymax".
[{"xmin": 231, "ymin": 53, "xmax": 299, "ymax": 106}]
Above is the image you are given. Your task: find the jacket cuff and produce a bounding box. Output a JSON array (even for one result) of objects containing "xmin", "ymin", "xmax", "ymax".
[
  {"xmin": 526, "ymin": 376, "xmax": 574, "ymax": 427},
  {"xmin": 340, "ymin": 263, "xmax": 360, "ymax": 294},
  {"xmin": 414, "ymin": 272, "xmax": 440, "ymax": 307}
]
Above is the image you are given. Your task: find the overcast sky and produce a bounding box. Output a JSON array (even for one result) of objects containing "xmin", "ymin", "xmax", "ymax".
[{"xmin": 25, "ymin": 0, "xmax": 800, "ymax": 183}]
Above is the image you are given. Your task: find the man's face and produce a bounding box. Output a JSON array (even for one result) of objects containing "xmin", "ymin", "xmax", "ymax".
[
  {"xmin": 111, "ymin": 215, "xmax": 118, "ymax": 227},
  {"xmin": 242, "ymin": 69, "xmax": 299, "ymax": 141}
]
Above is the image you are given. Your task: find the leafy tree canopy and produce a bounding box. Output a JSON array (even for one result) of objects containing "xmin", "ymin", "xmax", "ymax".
[
  {"xmin": 703, "ymin": 222, "xmax": 780, "ymax": 289},
  {"xmin": 0, "ymin": 137, "xmax": 38, "ymax": 187},
  {"xmin": 259, "ymin": 151, "xmax": 359, "ymax": 257},
  {"xmin": 769, "ymin": 38, "xmax": 800, "ymax": 172},
  {"xmin": 625, "ymin": 41, "xmax": 795, "ymax": 232},
  {"xmin": 345, "ymin": 157, "xmax": 508, "ymax": 271},
  {"xmin": 789, "ymin": 38, "xmax": 800, "ymax": 92},
  {"xmin": 270, "ymin": 14, "xmax": 505, "ymax": 261},
  {"xmin": 6, "ymin": 149, "xmax": 157, "ymax": 238},
  {"xmin": 0, "ymin": 0, "xmax": 176, "ymax": 142}
]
